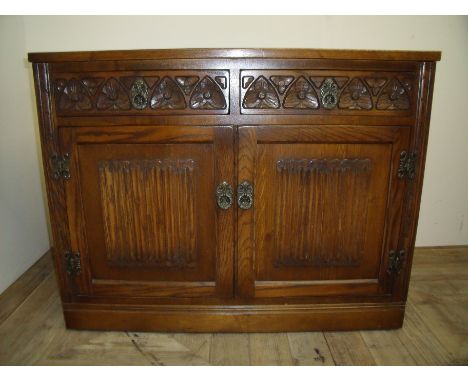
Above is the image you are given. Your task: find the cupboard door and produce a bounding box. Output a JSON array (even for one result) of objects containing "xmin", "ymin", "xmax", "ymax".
[
  {"xmin": 237, "ymin": 125, "xmax": 410, "ymax": 299},
  {"xmin": 61, "ymin": 125, "xmax": 234, "ymax": 299}
]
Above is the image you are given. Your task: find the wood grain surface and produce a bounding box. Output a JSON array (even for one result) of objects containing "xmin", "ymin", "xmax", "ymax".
[{"xmin": 0, "ymin": 247, "xmax": 465, "ymax": 365}]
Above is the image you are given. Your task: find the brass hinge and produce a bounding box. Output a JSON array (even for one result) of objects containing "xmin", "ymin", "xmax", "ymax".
[
  {"xmin": 51, "ymin": 153, "xmax": 71, "ymax": 180},
  {"xmin": 387, "ymin": 249, "xmax": 405, "ymax": 275},
  {"xmin": 65, "ymin": 250, "xmax": 81, "ymax": 276},
  {"xmin": 397, "ymin": 151, "xmax": 417, "ymax": 179}
]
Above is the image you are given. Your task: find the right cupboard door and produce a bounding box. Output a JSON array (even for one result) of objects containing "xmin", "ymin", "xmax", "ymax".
[{"xmin": 237, "ymin": 125, "xmax": 410, "ymax": 300}]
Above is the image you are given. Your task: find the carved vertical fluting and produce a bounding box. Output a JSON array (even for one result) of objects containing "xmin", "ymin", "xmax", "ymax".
[
  {"xmin": 273, "ymin": 158, "xmax": 372, "ymax": 267},
  {"xmin": 98, "ymin": 159, "xmax": 197, "ymax": 267}
]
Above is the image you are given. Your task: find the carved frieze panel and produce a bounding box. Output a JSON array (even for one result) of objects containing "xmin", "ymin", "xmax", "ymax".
[
  {"xmin": 54, "ymin": 70, "xmax": 229, "ymax": 115},
  {"xmin": 240, "ymin": 70, "xmax": 414, "ymax": 114}
]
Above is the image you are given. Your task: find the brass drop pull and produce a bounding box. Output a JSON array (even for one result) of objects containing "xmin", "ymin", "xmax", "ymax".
[
  {"xmin": 237, "ymin": 181, "xmax": 254, "ymax": 210},
  {"xmin": 216, "ymin": 181, "xmax": 234, "ymax": 210}
]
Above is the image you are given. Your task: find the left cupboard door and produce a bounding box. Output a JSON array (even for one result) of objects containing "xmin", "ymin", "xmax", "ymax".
[{"xmin": 59, "ymin": 125, "xmax": 234, "ymax": 301}]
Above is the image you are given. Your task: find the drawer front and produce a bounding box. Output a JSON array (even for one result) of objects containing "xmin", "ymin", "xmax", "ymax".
[
  {"xmin": 240, "ymin": 69, "xmax": 416, "ymax": 116},
  {"xmin": 52, "ymin": 70, "xmax": 229, "ymax": 116}
]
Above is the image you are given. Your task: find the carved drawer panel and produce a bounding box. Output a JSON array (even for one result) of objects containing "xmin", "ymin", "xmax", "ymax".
[
  {"xmin": 53, "ymin": 70, "xmax": 229, "ymax": 116},
  {"xmin": 240, "ymin": 70, "xmax": 415, "ymax": 115}
]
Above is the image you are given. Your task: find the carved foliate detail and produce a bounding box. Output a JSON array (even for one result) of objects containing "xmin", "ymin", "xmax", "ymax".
[
  {"xmin": 270, "ymin": 76, "xmax": 294, "ymax": 95},
  {"xmin": 215, "ymin": 76, "xmax": 227, "ymax": 89},
  {"xmin": 96, "ymin": 78, "xmax": 131, "ymax": 110},
  {"xmin": 243, "ymin": 76, "xmax": 280, "ymax": 109},
  {"xmin": 241, "ymin": 73, "xmax": 413, "ymax": 113},
  {"xmin": 334, "ymin": 77, "xmax": 350, "ymax": 88},
  {"xmin": 58, "ymin": 78, "xmax": 93, "ymax": 111},
  {"xmin": 55, "ymin": 79, "xmax": 67, "ymax": 94},
  {"xmin": 339, "ymin": 78, "xmax": 373, "ymax": 110},
  {"xmin": 150, "ymin": 77, "xmax": 186, "ymax": 110},
  {"xmin": 54, "ymin": 72, "xmax": 228, "ymax": 113},
  {"xmin": 81, "ymin": 77, "xmax": 104, "ymax": 95},
  {"xmin": 309, "ymin": 77, "xmax": 325, "ymax": 88},
  {"xmin": 283, "ymin": 77, "xmax": 319, "ymax": 109},
  {"xmin": 190, "ymin": 76, "xmax": 226, "ymax": 110},
  {"xmin": 365, "ymin": 78, "xmax": 387, "ymax": 96},
  {"xmin": 376, "ymin": 78, "xmax": 410, "ymax": 110},
  {"xmin": 242, "ymin": 76, "xmax": 254, "ymax": 89},
  {"xmin": 175, "ymin": 76, "xmax": 199, "ymax": 95}
]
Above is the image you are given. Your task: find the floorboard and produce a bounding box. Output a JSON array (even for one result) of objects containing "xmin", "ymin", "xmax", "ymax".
[{"xmin": 0, "ymin": 247, "xmax": 466, "ymax": 365}]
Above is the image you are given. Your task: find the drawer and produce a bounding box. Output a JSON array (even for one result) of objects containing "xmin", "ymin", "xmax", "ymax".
[
  {"xmin": 52, "ymin": 70, "xmax": 229, "ymax": 116},
  {"xmin": 240, "ymin": 69, "xmax": 416, "ymax": 116}
]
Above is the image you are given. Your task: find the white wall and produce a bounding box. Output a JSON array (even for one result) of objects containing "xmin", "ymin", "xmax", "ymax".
[
  {"xmin": 0, "ymin": 16, "xmax": 50, "ymax": 294},
  {"xmin": 0, "ymin": 16, "xmax": 467, "ymax": 293}
]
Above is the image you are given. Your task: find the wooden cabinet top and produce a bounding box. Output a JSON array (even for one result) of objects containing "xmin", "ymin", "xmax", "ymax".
[{"xmin": 28, "ymin": 48, "xmax": 441, "ymax": 63}]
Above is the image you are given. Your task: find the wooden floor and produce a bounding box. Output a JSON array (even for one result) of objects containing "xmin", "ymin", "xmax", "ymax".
[{"xmin": 0, "ymin": 247, "xmax": 467, "ymax": 365}]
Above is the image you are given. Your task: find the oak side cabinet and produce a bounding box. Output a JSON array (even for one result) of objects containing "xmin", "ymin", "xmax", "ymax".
[{"xmin": 28, "ymin": 49, "xmax": 441, "ymax": 332}]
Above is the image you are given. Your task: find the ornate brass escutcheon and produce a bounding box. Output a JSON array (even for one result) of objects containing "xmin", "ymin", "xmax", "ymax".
[
  {"xmin": 130, "ymin": 78, "xmax": 149, "ymax": 109},
  {"xmin": 320, "ymin": 78, "xmax": 339, "ymax": 109},
  {"xmin": 216, "ymin": 181, "xmax": 234, "ymax": 210},
  {"xmin": 237, "ymin": 181, "xmax": 254, "ymax": 210}
]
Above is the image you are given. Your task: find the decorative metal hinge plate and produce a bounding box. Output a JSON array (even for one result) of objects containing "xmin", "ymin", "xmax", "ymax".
[
  {"xmin": 51, "ymin": 153, "xmax": 71, "ymax": 180},
  {"xmin": 397, "ymin": 151, "xmax": 417, "ymax": 179},
  {"xmin": 65, "ymin": 250, "xmax": 81, "ymax": 276},
  {"xmin": 387, "ymin": 249, "xmax": 405, "ymax": 275}
]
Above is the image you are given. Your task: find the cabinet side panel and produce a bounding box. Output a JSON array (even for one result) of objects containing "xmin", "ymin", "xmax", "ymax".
[
  {"xmin": 32, "ymin": 63, "xmax": 71, "ymax": 301},
  {"xmin": 396, "ymin": 62, "xmax": 437, "ymax": 301}
]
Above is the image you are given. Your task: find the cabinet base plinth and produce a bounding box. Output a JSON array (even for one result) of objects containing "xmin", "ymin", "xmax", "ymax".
[{"xmin": 63, "ymin": 303, "xmax": 405, "ymax": 332}]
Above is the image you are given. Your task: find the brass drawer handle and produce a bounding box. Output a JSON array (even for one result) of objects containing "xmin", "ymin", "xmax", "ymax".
[
  {"xmin": 216, "ymin": 181, "xmax": 234, "ymax": 210},
  {"xmin": 237, "ymin": 181, "xmax": 254, "ymax": 210}
]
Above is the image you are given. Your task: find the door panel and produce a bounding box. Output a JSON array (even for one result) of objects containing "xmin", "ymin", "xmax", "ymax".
[
  {"xmin": 237, "ymin": 125, "xmax": 409, "ymax": 299},
  {"xmin": 61, "ymin": 125, "xmax": 234, "ymax": 299}
]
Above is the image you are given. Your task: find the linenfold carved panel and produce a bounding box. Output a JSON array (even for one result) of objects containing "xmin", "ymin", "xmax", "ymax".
[
  {"xmin": 273, "ymin": 157, "xmax": 373, "ymax": 268},
  {"xmin": 240, "ymin": 70, "xmax": 414, "ymax": 114},
  {"xmin": 98, "ymin": 158, "xmax": 197, "ymax": 268},
  {"xmin": 54, "ymin": 70, "xmax": 229, "ymax": 115}
]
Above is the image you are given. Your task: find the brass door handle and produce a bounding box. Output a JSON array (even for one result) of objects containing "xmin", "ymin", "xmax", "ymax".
[
  {"xmin": 237, "ymin": 181, "xmax": 254, "ymax": 210},
  {"xmin": 216, "ymin": 181, "xmax": 234, "ymax": 210}
]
